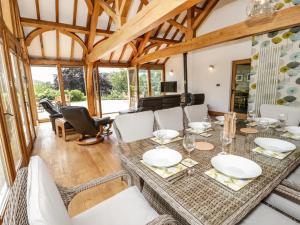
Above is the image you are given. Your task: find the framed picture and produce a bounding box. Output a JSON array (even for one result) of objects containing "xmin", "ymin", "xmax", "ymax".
[{"xmin": 236, "ymin": 74, "xmax": 243, "ymax": 81}]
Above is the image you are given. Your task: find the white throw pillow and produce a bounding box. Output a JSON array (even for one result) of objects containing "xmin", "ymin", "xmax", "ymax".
[{"xmin": 27, "ymin": 156, "xmax": 72, "ymax": 225}]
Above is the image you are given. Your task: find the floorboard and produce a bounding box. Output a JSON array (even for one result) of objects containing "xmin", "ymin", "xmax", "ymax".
[{"xmin": 32, "ymin": 122, "xmax": 127, "ymax": 216}]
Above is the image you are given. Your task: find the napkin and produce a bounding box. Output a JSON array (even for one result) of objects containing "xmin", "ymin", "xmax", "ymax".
[
  {"xmin": 150, "ymin": 136, "xmax": 183, "ymax": 145},
  {"xmin": 281, "ymin": 133, "xmax": 300, "ymax": 141},
  {"xmin": 205, "ymin": 169, "xmax": 253, "ymax": 191},
  {"xmin": 186, "ymin": 128, "xmax": 213, "ymax": 136},
  {"xmin": 181, "ymin": 158, "xmax": 198, "ymax": 168},
  {"xmin": 251, "ymin": 147, "xmax": 292, "ymax": 160},
  {"xmin": 141, "ymin": 160, "xmax": 187, "ymax": 179}
]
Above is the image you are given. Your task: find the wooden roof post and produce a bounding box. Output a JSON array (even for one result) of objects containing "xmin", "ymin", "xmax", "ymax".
[{"xmin": 86, "ymin": 63, "xmax": 96, "ymax": 116}]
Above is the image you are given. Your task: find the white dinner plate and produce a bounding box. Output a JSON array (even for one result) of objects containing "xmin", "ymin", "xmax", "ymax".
[
  {"xmin": 153, "ymin": 129, "xmax": 179, "ymax": 140},
  {"xmin": 143, "ymin": 148, "xmax": 182, "ymax": 168},
  {"xmin": 215, "ymin": 116, "xmax": 225, "ymax": 122},
  {"xmin": 188, "ymin": 122, "xmax": 211, "ymax": 130},
  {"xmin": 211, "ymin": 155, "xmax": 262, "ymax": 179},
  {"xmin": 254, "ymin": 137, "xmax": 296, "ymax": 153},
  {"xmin": 285, "ymin": 126, "xmax": 300, "ymax": 137},
  {"xmin": 255, "ymin": 117, "xmax": 278, "ymax": 124}
]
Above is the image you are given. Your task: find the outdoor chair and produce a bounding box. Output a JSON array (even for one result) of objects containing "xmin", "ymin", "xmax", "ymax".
[
  {"xmin": 114, "ymin": 111, "xmax": 155, "ymax": 143},
  {"xmin": 154, "ymin": 107, "xmax": 184, "ymax": 131},
  {"xmin": 60, "ymin": 106, "xmax": 113, "ymax": 145},
  {"xmin": 3, "ymin": 156, "xmax": 177, "ymax": 225}
]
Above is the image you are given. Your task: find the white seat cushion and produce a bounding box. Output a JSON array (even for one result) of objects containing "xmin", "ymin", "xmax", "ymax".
[
  {"xmin": 265, "ymin": 193, "xmax": 300, "ymax": 221},
  {"xmin": 154, "ymin": 107, "xmax": 183, "ymax": 131},
  {"xmin": 72, "ymin": 186, "xmax": 158, "ymax": 225},
  {"xmin": 240, "ymin": 204, "xmax": 299, "ymax": 225},
  {"xmin": 114, "ymin": 111, "xmax": 154, "ymax": 143},
  {"xmin": 27, "ymin": 156, "xmax": 72, "ymax": 225},
  {"xmin": 184, "ymin": 104, "xmax": 208, "ymax": 123}
]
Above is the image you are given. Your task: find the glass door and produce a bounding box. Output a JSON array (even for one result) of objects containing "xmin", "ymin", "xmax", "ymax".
[
  {"xmin": 18, "ymin": 59, "xmax": 35, "ymax": 140},
  {"xmin": 9, "ymin": 52, "xmax": 31, "ymax": 148},
  {"xmin": 0, "ymin": 43, "xmax": 22, "ymax": 168}
]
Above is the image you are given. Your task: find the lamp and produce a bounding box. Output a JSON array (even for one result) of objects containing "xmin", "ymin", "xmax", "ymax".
[
  {"xmin": 169, "ymin": 69, "xmax": 174, "ymax": 76},
  {"xmin": 208, "ymin": 65, "xmax": 214, "ymax": 71},
  {"xmin": 246, "ymin": 0, "xmax": 274, "ymax": 17}
]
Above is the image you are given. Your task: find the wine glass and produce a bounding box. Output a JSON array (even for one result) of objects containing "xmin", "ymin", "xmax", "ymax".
[
  {"xmin": 219, "ymin": 131, "xmax": 232, "ymax": 155},
  {"xmin": 278, "ymin": 113, "xmax": 288, "ymax": 131},
  {"xmin": 247, "ymin": 110, "xmax": 256, "ymax": 126},
  {"xmin": 183, "ymin": 133, "xmax": 195, "ymax": 158},
  {"xmin": 202, "ymin": 116, "xmax": 211, "ymax": 131}
]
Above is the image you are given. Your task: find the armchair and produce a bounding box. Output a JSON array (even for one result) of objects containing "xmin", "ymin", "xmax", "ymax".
[{"xmin": 60, "ymin": 106, "xmax": 113, "ymax": 145}]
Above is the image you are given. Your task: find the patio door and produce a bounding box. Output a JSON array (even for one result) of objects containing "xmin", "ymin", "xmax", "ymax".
[{"xmin": 230, "ymin": 59, "xmax": 251, "ymax": 118}]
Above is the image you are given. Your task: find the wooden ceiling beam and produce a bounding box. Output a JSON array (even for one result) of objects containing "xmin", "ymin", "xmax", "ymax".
[
  {"xmin": 70, "ymin": 0, "xmax": 78, "ymax": 60},
  {"xmin": 30, "ymin": 58, "xmax": 84, "ymax": 66},
  {"xmin": 56, "ymin": 0, "xmax": 60, "ymax": 59},
  {"xmin": 137, "ymin": 5, "xmax": 300, "ymax": 64},
  {"xmin": 88, "ymin": 0, "xmax": 202, "ymax": 62},
  {"xmin": 96, "ymin": 0, "xmax": 117, "ymax": 22},
  {"xmin": 85, "ymin": 0, "xmax": 94, "ymax": 14},
  {"xmin": 167, "ymin": 19, "xmax": 189, "ymax": 34},
  {"xmin": 192, "ymin": 0, "xmax": 219, "ymax": 30},
  {"xmin": 34, "ymin": 0, "xmax": 45, "ymax": 57}
]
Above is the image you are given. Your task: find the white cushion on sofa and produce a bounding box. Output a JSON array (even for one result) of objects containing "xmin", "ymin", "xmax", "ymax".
[
  {"xmin": 72, "ymin": 186, "xmax": 158, "ymax": 225},
  {"xmin": 27, "ymin": 156, "xmax": 72, "ymax": 225}
]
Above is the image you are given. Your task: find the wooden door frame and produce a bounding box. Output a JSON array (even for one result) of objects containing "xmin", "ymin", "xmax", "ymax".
[{"xmin": 230, "ymin": 59, "xmax": 251, "ymax": 118}]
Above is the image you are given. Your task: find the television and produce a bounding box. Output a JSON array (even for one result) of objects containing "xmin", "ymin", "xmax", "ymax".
[{"xmin": 160, "ymin": 81, "xmax": 177, "ymax": 93}]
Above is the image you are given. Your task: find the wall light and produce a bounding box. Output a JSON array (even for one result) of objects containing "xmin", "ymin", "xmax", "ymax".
[
  {"xmin": 208, "ymin": 65, "xmax": 214, "ymax": 71},
  {"xmin": 169, "ymin": 69, "xmax": 174, "ymax": 76}
]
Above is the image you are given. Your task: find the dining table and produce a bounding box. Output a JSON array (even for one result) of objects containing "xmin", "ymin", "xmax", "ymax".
[{"xmin": 117, "ymin": 122, "xmax": 300, "ymax": 225}]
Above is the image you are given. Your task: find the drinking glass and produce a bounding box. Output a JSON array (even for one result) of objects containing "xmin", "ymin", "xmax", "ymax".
[
  {"xmin": 219, "ymin": 131, "xmax": 232, "ymax": 154},
  {"xmin": 183, "ymin": 133, "xmax": 196, "ymax": 158},
  {"xmin": 278, "ymin": 113, "xmax": 288, "ymax": 131},
  {"xmin": 247, "ymin": 110, "xmax": 256, "ymax": 126},
  {"xmin": 202, "ymin": 116, "xmax": 211, "ymax": 131}
]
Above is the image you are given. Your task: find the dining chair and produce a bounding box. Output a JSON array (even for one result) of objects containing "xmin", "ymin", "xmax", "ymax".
[
  {"xmin": 184, "ymin": 104, "xmax": 208, "ymax": 123},
  {"xmin": 114, "ymin": 111, "xmax": 155, "ymax": 143},
  {"xmin": 3, "ymin": 156, "xmax": 176, "ymax": 225},
  {"xmin": 154, "ymin": 106, "xmax": 184, "ymax": 131},
  {"xmin": 260, "ymin": 104, "xmax": 300, "ymax": 126}
]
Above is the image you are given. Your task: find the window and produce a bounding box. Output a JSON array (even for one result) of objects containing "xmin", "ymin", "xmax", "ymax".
[
  {"xmin": 150, "ymin": 69, "xmax": 163, "ymax": 96},
  {"xmin": 31, "ymin": 66, "xmax": 60, "ymax": 121},
  {"xmin": 0, "ymin": 43, "xmax": 22, "ymax": 168},
  {"xmin": 139, "ymin": 69, "xmax": 148, "ymax": 97},
  {"xmin": 0, "ymin": 137, "xmax": 9, "ymax": 210},
  {"xmin": 61, "ymin": 67, "xmax": 87, "ymax": 107}
]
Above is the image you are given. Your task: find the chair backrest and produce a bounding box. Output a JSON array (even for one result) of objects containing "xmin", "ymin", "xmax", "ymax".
[
  {"xmin": 184, "ymin": 104, "xmax": 208, "ymax": 123},
  {"xmin": 114, "ymin": 111, "xmax": 155, "ymax": 143},
  {"xmin": 260, "ymin": 104, "xmax": 300, "ymax": 126},
  {"xmin": 154, "ymin": 107, "xmax": 183, "ymax": 131},
  {"xmin": 3, "ymin": 168, "xmax": 29, "ymax": 225},
  {"xmin": 39, "ymin": 99, "xmax": 60, "ymax": 115},
  {"xmin": 60, "ymin": 106, "xmax": 98, "ymax": 136}
]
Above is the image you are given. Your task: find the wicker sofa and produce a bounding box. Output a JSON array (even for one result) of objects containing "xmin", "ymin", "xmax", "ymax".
[{"xmin": 3, "ymin": 157, "xmax": 177, "ymax": 225}]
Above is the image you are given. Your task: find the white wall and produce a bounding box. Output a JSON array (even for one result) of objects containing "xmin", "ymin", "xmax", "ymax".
[{"xmin": 165, "ymin": 0, "xmax": 252, "ymax": 112}]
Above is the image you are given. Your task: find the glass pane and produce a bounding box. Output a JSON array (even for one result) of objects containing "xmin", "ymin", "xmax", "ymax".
[
  {"xmin": 31, "ymin": 66, "xmax": 60, "ymax": 121},
  {"xmin": 61, "ymin": 67, "xmax": 87, "ymax": 108},
  {"xmin": 151, "ymin": 70, "xmax": 162, "ymax": 96},
  {"xmin": 10, "ymin": 52, "xmax": 30, "ymax": 146},
  {"xmin": 0, "ymin": 137, "xmax": 9, "ymax": 208},
  {"xmin": 139, "ymin": 69, "xmax": 148, "ymax": 98},
  {"xmin": 0, "ymin": 44, "xmax": 22, "ymax": 168},
  {"xmin": 99, "ymin": 68, "xmax": 129, "ymax": 115},
  {"xmin": 18, "ymin": 59, "xmax": 35, "ymax": 140}
]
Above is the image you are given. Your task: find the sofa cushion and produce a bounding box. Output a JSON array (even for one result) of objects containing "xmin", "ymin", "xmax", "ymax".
[
  {"xmin": 72, "ymin": 186, "xmax": 158, "ymax": 225},
  {"xmin": 27, "ymin": 156, "xmax": 72, "ymax": 225}
]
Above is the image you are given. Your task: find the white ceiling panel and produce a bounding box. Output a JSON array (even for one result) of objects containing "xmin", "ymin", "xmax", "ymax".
[
  {"xmin": 97, "ymin": 13, "xmax": 110, "ymax": 30},
  {"xmin": 76, "ymin": 33, "xmax": 86, "ymax": 42},
  {"xmin": 76, "ymin": 0, "xmax": 88, "ymax": 26},
  {"xmin": 40, "ymin": 0, "xmax": 55, "ymax": 21},
  {"xmin": 28, "ymin": 37, "xmax": 42, "ymax": 58},
  {"xmin": 43, "ymin": 31, "xmax": 56, "ymax": 59},
  {"xmin": 166, "ymin": 27, "xmax": 177, "ymax": 40},
  {"xmin": 17, "ymin": 0, "xmax": 37, "ymax": 19},
  {"xmin": 101, "ymin": 52, "xmax": 111, "ymax": 61},
  {"xmin": 59, "ymin": 33, "xmax": 72, "ymax": 59},
  {"xmin": 111, "ymin": 47, "xmax": 123, "ymax": 62},
  {"xmin": 94, "ymin": 36, "xmax": 105, "ymax": 45},
  {"xmin": 127, "ymin": 0, "xmax": 140, "ymax": 20},
  {"xmin": 23, "ymin": 27, "xmax": 35, "ymax": 37},
  {"xmin": 157, "ymin": 23, "xmax": 169, "ymax": 39},
  {"xmin": 73, "ymin": 42, "xmax": 83, "ymax": 60},
  {"xmin": 174, "ymin": 32, "xmax": 182, "ymax": 41},
  {"xmin": 60, "ymin": 0, "xmax": 74, "ymax": 24}
]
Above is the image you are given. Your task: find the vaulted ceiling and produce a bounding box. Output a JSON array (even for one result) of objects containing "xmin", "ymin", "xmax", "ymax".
[{"xmin": 17, "ymin": 0, "xmax": 218, "ymax": 66}]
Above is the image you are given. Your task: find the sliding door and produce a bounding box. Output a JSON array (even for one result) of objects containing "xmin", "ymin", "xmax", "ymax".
[
  {"xmin": 9, "ymin": 52, "xmax": 31, "ymax": 149},
  {"xmin": 0, "ymin": 43, "xmax": 22, "ymax": 168}
]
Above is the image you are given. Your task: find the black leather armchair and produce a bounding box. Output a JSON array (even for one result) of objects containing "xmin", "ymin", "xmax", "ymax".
[
  {"xmin": 60, "ymin": 106, "xmax": 113, "ymax": 145},
  {"xmin": 39, "ymin": 99, "xmax": 65, "ymax": 132}
]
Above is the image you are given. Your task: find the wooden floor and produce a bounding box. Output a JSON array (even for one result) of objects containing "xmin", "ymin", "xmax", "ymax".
[{"xmin": 32, "ymin": 122, "xmax": 127, "ymax": 217}]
